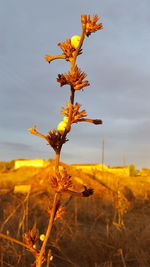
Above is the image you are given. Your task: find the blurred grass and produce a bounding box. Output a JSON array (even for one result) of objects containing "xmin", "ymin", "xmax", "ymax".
[
  {"xmin": 0, "ymin": 167, "xmax": 41, "ymax": 184},
  {"xmin": 0, "ymin": 165, "xmax": 150, "ymax": 266}
]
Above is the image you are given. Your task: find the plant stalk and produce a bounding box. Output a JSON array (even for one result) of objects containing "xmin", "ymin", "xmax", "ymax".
[
  {"xmin": 36, "ymin": 150, "xmax": 60, "ymax": 267},
  {"xmin": 0, "ymin": 233, "xmax": 37, "ymax": 255},
  {"xmin": 36, "ymin": 24, "xmax": 87, "ymax": 267},
  {"xmin": 36, "ymin": 192, "xmax": 59, "ymax": 267}
]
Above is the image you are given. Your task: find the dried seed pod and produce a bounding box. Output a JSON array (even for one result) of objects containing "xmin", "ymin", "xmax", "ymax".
[
  {"xmin": 55, "ymin": 204, "xmax": 66, "ymax": 220},
  {"xmin": 47, "ymin": 129, "xmax": 68, "ymax": 152},
  {"xmin": 61, "ymin": 102, "xmax": 87, "ymax": 123},
  {"xmin": 81, "ymin": 14, "xmax": 103, "ymax": 36},
  {"xmin": 57, "ymin": 65, "xmax": 89, "ymax": 91},
  {"xmin": 58, "ymin": 39, "xmax": 82, "ymax": 60},
  {"xmin": 23, "ymin": 227, "xmax": 39, "ymax": 248}
]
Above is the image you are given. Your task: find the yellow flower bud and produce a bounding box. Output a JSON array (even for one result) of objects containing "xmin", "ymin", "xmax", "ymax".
[
  {"xmin": 50, "ymin": 255, "xmax": 53, "ymax": 261},
  {"xmin": 57, "ymin": 121, "xmax": 67, "ymax": 134},
  {"xmin": 63, "ymin": 116, "xmax": 69, "ymax": 123},
  {"xmin": 71, "ymin": 35, "xmax": 81, "ymax": 49},
  {"xmin": 40, "ymin": 234, "xmax": 45, "ymax": 241}
]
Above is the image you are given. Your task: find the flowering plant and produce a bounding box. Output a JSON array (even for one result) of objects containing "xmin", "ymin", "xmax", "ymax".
[
  {"xmin": 29, "ymin": 13, "xmax": 103, "ymax": 267},
  {"xmin": 0, "ymin": 14, "xmax": 103, "ymax": 267}
]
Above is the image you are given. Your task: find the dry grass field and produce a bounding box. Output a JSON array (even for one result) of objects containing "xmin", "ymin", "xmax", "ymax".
[{"xmin": 0, "ymin": 164, "xmax": 150, "ymax": 266}]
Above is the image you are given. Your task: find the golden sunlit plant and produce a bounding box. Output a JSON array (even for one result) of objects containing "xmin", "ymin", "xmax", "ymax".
[
  {"xmin": 113, "ymin": 189, "xmax": 131, "ymax": 228},
  {"xmin": 0, "ymin": 14, "xmax": 103, "ymax": 266}
]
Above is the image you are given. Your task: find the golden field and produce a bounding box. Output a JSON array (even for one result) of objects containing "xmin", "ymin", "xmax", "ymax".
[{"xmin": 0, "ymin": 162, "xmax": 150, "ymax": 266}]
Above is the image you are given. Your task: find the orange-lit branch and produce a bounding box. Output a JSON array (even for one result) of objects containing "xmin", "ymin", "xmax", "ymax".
[
  {"xmin": 28, "ymin": 126, "xmax": 49, "ymax": 142},
  {"xmin": 0, "ymin": 233, "xmax": 38, "ymax": 256},
  {"xmin": 66, "ymin": 186, "xmax": 94, "ymax": 197},
  {"xmin": 45, "ymin": 55, "xmax": 66, "ymax": 63},
  {"xmin": 77, "ymin": 118, "xmax": 103, "ymax": 124}
]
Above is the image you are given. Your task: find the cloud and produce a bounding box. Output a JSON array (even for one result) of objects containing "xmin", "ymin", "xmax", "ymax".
[{"xmin": 0, "ymin": 142, "xmax": 31, "ymax": 151}]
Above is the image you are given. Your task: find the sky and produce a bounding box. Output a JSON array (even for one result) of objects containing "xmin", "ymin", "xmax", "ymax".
[{"xmin": 0, "ymin": 0, "xmax": 150, "ymax": 168}]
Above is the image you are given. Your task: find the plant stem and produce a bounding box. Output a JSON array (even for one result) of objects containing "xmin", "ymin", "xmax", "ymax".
[
  {"xmin": 71, "ymin": 24, "xmax": 86, "ymax": 72},
  {"xmin": 36, "ymin": 24, "xmax": 87, "ymax": 267},
  {"xmin": 66, "ymin": 87, "xmax": 75, "ymax": 132},
  {"xmin": 55, "ymin": 151, "xmax": 61, "ymax": 175},
  {"xmin": 66, "ymin": 26, "xmax": 86, "ymax": 130},
  {"xmin": 0, "ymin": 233, "xmax": 37, "ymax": 255},
  {"xmin": 120, "ymin": 249, "xmax": 127, "ymax": 267},
  {"xmin": 36, "ymin": 192, "xmax": 59, "ymax": 267},
  {"xmin": 36, "ymin": 150, "xmax": 60, "ymax": 267}
]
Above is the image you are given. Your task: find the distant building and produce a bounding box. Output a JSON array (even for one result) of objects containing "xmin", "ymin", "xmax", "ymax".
[
  {"xmin": 71, "ymin": 164, "xmax": 130, "ymax": 176},
  {"xmin": 140, "ymin": 168, "xmax": 150, "ymax": 177},
  {"xmin": 14, "ymin": 159, "xmax": 48, "ymax": 169},
  {"xmin": 14, "ymin": 185, "xmax": 31, "ymax": 194},
  {"xmin": 14, "ymin": 160, "xmax": 130, "ymax": 176},
  {"xmin": 108, "ymin": 166, "xmax": 130, "ymax": 176},
  {"xmin": 72, "ymin": 163, "xmax": 107, "ymax": 172}
]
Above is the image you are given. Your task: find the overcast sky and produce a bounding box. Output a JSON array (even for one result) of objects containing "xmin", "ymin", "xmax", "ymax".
[{"xmin": 0, "ymin": 0, "xmax": 150, "ymax": 168}]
